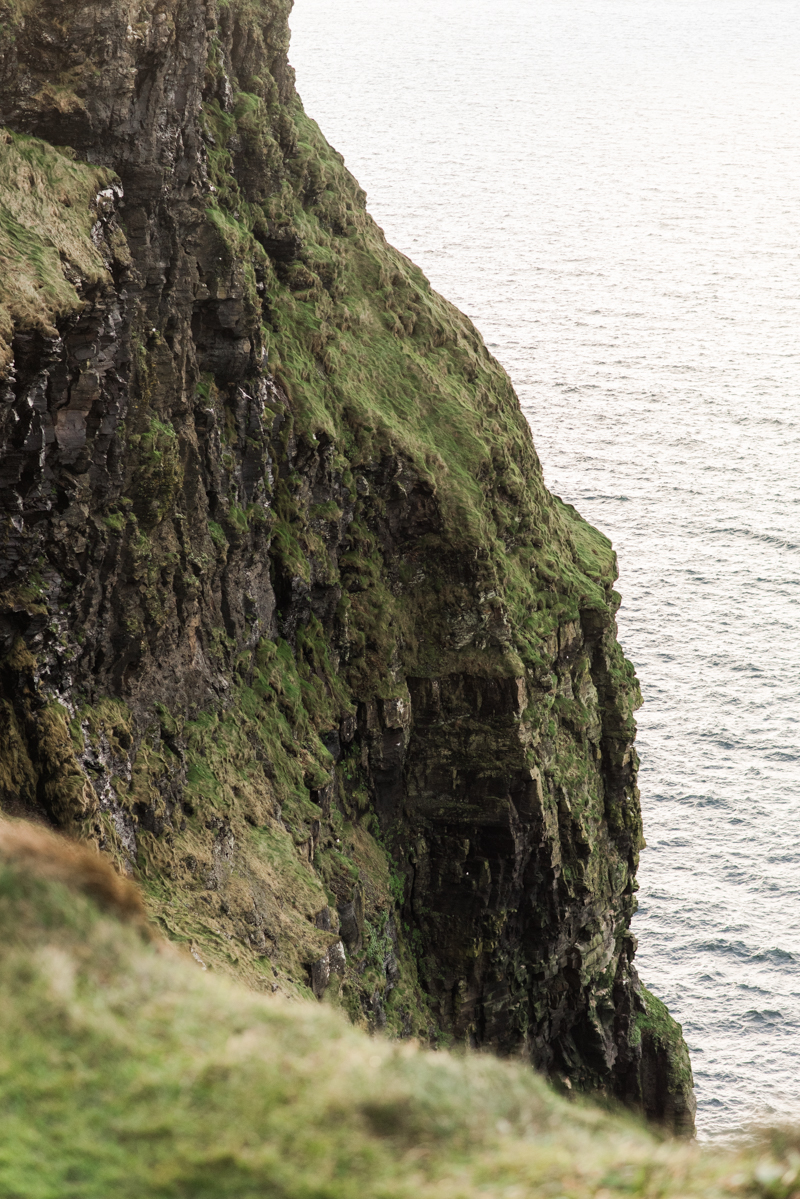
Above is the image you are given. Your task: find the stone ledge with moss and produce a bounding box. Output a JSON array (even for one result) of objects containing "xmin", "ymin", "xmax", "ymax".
[{"xmin": 0, "ymin": 0, "xmax": 694, "ymax": 1132}]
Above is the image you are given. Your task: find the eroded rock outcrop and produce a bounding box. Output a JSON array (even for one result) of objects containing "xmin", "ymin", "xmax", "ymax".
[{"xmin": 0, "ymin": 0, "xmax": 694, "ymax": 1132}]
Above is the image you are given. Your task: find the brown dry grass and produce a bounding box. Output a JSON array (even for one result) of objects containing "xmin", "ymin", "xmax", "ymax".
[{"xmin": 0, "ymin": 817, "xmax": 148, "ymax": 926}]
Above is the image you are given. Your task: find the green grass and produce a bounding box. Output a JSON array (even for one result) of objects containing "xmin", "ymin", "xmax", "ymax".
[
  {"xmin": 0, "ymin": 130, "xmax": 124, "ymax": 369},
  {"xmin": 0, "ymin": 821, "xmax": 794, "ymax": 1199}
]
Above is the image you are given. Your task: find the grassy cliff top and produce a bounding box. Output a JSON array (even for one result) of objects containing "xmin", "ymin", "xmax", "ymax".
[{"xmin": 0, "ymin": 818, "xmax": 792, "ymax": 1199}]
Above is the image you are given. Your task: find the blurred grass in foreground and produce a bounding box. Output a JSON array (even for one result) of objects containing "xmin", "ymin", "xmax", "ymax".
[{"xmin": 0, "ymin": 818, "xmax": 793, "ymax": 1199}]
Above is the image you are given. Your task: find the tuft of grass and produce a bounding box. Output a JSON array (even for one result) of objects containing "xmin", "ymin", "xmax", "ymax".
[{"xmin": 0, "ymin": 130, "xmax": 124, "ymax": 370}]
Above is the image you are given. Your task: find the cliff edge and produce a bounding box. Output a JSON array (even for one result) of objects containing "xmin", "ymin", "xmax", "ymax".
[{"xmin": 0, "ymin": 0, "xmax": 694, "ymax": 1131}]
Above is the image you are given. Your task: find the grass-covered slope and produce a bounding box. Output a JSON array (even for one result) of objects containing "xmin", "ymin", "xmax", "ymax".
[
  {"xmin": 0, "ymin": 820, "xmax": 789, "ymax": 1197},
  {"xmin": 0, "ymin": 0, "xmax": 692, "ymax": 1127},
  {"xmin": 0, "ymin": 131, "xmax": 127, "ymax": 371}
]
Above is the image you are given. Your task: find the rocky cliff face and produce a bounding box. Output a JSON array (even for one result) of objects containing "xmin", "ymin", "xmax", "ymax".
[{"xmin": 0, "ymin": 0, "xmax": 694, "ymax": 1131}]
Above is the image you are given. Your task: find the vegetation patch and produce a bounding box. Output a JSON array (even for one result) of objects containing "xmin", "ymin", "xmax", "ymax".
[{"xmin": 0, "ymin": 129, "xmax": 123, "ymax": 370}]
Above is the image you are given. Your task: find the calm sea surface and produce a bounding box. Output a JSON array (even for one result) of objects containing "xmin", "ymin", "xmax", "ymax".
[{"xmin": 289, "ymin": 0, "xmax": 800, "ymax": 1138}]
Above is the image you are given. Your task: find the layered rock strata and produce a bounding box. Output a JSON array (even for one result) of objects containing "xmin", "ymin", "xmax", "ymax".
[{"xmin": 0, "ymin": 0, "xmax": 694, "ymax": 1131}]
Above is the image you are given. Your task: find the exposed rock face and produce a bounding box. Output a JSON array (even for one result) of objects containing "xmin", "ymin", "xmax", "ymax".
[{"xmin": 0, "ymin": 0, "xmax": 694, "ymax": 1132}]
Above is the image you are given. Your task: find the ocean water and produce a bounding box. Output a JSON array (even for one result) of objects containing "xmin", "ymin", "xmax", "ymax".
[{"xmin": 289, "ymin": 0, "xmax": 800, "ymax": 1138}]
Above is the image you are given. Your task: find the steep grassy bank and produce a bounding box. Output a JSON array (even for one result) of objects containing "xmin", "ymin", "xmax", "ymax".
[
  {"xmin": 0, "ymin": 823, "xmax": 789, "ymax": 1197},
  {"xmin": 0, "ymin": 0, "xmax": 692, "ymax": 1127}
]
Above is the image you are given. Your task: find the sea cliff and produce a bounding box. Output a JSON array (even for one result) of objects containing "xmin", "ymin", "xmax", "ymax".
[{"xmin": 0, "ymin": 0, "xmax": 694, "ymax": 1130}]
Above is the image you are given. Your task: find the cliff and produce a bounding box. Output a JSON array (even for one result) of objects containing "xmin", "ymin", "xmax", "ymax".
[{"xmin": 0, "ymin": 0, "xmax": 694, "ymax": 1130}]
